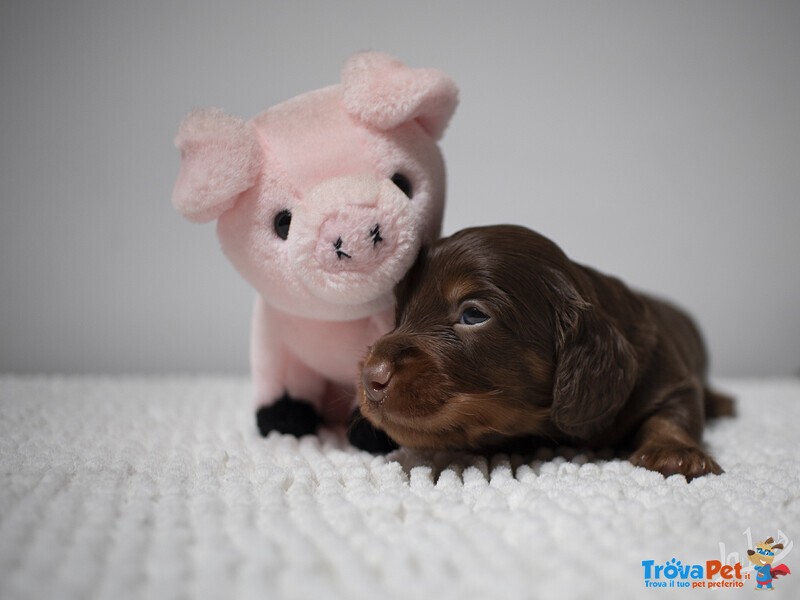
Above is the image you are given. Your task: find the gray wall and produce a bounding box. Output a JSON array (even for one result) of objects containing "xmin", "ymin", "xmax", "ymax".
[{"xmin": 1, "ymin": 0, "xmax": 798, "ymax": 377}]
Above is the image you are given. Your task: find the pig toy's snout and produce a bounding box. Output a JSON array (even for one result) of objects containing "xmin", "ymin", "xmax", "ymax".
[
  {"xmin": 316, "ymin": 211, "xmax": 391, "ymax": 272},
  {"xmin": 291, "ymin": 175, "xmax": 422, "ymax": 306},
  {"xmin": 330, "ymin": 224, "xmax": 382, "ymax": 262}
]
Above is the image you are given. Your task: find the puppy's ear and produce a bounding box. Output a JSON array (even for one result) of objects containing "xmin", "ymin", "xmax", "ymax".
[{"xmin": 549, "ymin": 271, "xmax": 638, "ymax": 440}]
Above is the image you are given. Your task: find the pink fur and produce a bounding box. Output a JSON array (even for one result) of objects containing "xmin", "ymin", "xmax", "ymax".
[
  {"xmin": 342, "ymin": 52, "xmax": 459, "ymax": 140},
  {"xmin": 171, "ymin": 52, "xmax": 458, "ymax": 420},
  {"xmin": 172, "ymin": 109, "xmax": 263, "ymax": 223}
]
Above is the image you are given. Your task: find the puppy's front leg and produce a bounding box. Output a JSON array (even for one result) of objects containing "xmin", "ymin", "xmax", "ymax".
[{"xmin": 629, "ymin": 386, "xmax": 722, "ymax": 481}]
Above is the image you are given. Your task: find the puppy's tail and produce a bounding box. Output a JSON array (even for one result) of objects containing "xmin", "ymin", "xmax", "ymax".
[{"xmin": 704, "ymin": 387, "xmax": 736, "ymax": 419}]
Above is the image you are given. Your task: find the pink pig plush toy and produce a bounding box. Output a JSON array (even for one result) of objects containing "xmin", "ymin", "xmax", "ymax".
[{"xmin": 171, "ymin": 52, "xmax": 458, "ymax": 450}]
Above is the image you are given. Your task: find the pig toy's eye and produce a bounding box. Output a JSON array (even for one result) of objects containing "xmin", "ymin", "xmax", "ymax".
[
  {"xmin": 274, "ymin": 210, "xmax": 292, "ymax": 240},
  {"xmin": 391, "ymin": 173, "xmax": 413, "ymax": 199}
]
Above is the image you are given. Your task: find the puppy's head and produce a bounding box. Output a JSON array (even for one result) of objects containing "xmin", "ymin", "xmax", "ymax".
[{"xmin": 358, "ymin": 225, "xmax": 638, "ymax": 450}]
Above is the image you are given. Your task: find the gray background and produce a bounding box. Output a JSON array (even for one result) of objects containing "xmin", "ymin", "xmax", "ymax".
[{"xmin": 1, "ymin": 0, "xmax": 798, "ymax": 377}]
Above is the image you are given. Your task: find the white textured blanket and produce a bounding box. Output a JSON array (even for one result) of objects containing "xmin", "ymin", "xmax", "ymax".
[{"xmin": 1, "ymin": 376, "xmax": 798, "ymax": 599}]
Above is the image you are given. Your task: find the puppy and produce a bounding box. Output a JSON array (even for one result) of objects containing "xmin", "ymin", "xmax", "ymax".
[{"xmin": 356, "ymin": 225, "xmax": 733, "ymax": 480}]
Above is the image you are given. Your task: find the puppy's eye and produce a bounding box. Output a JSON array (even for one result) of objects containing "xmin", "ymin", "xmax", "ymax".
[
  {"xmin": 274, "ymin": 210, "xmax": 291, "ymax": 240},
  {"xmin": 460, "ymin": 307, "xmax": 490, "ymax": 325},
  {"xmin": 391, "ymin": 173, "xmax": 413, "ymax": 199}
]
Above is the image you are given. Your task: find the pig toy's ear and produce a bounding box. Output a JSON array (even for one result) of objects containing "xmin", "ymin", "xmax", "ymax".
[
  {"xmin": 172, "ymin": 108, "xmax": 263, "ymax": 223},
  {"xmin": 341, "ymin": 52, "xmax": 458, "ymax": 140}
]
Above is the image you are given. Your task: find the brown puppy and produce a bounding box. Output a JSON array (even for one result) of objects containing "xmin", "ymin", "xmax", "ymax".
[{"xmin": 357, "ymin": 225, "xmax": 733, "ymax": 480}]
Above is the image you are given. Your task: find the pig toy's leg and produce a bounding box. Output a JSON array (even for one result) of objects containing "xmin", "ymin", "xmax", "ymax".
[
  {"xmin": 347, "ymin": 407, "xmax": 398, "ymax": 454},
  {"xmin": 250, "ymin": 297, "xmax": 325, "ymax": 437},
  {"xmin": 257, "ymin": 398, "xmax": 319, "ymax": 437}
]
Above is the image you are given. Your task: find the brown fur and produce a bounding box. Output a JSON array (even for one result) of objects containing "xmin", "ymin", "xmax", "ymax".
[{"xmin": 358, "ymin": 225, "xmax": 734, "ymax": 480}]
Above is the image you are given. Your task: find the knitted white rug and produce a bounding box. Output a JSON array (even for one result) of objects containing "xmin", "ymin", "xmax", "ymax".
[{"xmin": 1, "ymin": 376, "xmax": 798, "ymax": 599}]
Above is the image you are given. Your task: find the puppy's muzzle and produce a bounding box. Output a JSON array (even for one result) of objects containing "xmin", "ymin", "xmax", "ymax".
[{"xmin": 362, "ymin": 357, "xmax": 393, "ymax": 403}]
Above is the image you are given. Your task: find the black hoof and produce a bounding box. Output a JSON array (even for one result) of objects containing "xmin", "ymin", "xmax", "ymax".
[
  {"xmin": 256, "ymin": 395, "xmax": 321, "ymax": 437},
  {"xmin": 347, "ymin": 408, "xmax": 399, "ymax": 454}
]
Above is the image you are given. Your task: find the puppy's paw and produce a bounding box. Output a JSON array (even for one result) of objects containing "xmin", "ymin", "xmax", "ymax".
[
  {"xmin": 347, "ymin": 409, "xmax": 399, "ymax": 454},
  {"xmin": 630, "ymin": 443, "xmax": 722, "ymax": 481},
  {"xmin": 256, "ymin": 395, "xmax": 321, "ymax": 437}
]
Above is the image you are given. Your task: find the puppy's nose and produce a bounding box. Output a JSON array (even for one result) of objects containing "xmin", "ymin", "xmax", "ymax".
[{"xmin": 362, "ymin": 358, "xmax": 393, "ymax": 403}]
